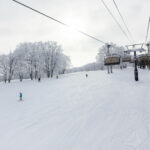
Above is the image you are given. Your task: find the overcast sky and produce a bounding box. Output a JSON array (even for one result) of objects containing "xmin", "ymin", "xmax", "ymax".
[{"xmin": 0, "ymin": 0, "xmax": 150, "ymax": 66}]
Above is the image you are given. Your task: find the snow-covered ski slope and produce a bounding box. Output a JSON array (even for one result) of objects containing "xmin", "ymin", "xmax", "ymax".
[{"xmin": 0, "ymin": 68, "xmax": 150, "ymax": 150}]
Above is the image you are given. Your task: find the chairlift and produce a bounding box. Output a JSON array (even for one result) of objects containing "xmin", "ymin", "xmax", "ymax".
[
  {"xmin": 130, "ymin": 58, "xmax": 134, "ymax": 63},
  {"xmin": 137, "ymin": 54, "xmax": 150, "ymax": 67},
  {"xmin": 104, "ymin": 55, "xmax": 120, "ymax": 66},
  {"xmin": 122, "ymin": 56, "xmax": 131, "ymax": 62}
]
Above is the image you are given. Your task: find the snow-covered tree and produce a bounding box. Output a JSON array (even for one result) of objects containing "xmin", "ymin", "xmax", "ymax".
[
  {"xmin": 43, "ymin": 41, "xmax": 70, "ymax": 77},
  {"xmin": 13, "ymin": 51, "xmax": 28, "ymax": 82},
  {"xmin": 7, "ymin": 52, "xmax": 17, "ymax": 83},
  {"xmin": 14, "ymin": 42, "xmax": 44, "ymax": 80},
  {"xmin": 0, "ymin": 41, "xmax": 70, "ymax": 82},
  {"xmin": 0, "ymin": 55, "xmax": 8, "ymax": 83},
  {"xmin": 58, "ymin": 55, "xmax": 71, "ymax": 74},
  {"xmin": 0, "ymin": 41, "xmax": 71, "ymax": 82}
]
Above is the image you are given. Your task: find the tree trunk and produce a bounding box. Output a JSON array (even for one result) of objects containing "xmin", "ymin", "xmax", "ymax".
[
  {"xmin": 30, "ymin": 71, "xmax": 33, "ymax": 80},
  {"xmin": 47, "ymin": 70, "xmax": 50, "ymax": 78}
]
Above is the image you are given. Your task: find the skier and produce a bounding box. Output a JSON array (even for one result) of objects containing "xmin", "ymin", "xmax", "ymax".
[
  {"xmin": 19, "ymin": 92, "xmax": 23, "ymax": 101},
  {"xmin": 86, "ymin": 74, "xmax": 88, "ymax": 78},
  {"xmin": 38, "ymin": 77, "xmax": 41, "ymax": 82}
]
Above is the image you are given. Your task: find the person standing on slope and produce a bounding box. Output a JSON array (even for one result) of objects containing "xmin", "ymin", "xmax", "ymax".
[{"xmin": 19, "ymin": 92, "xmax": 23, "ymax": 101}]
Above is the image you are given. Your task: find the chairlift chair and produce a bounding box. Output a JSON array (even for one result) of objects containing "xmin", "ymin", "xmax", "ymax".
[{"xmin": 104, "ymin": 54, "xmax": 120, "ymax": 66}]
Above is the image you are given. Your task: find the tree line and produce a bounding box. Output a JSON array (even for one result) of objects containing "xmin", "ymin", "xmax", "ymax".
[{"xmin": 0, "ymin": 41, "xmax": 70, "ymax": 83}]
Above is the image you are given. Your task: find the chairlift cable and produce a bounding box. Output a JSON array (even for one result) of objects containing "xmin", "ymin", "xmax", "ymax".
[
  {"xmin": 145, "ymin": 17, "xmax": 150, "ymax": 43},
  {"xmin": 112, "ymin": 0, "xmax": 134, "ymax": 42},
  {"xmin": 12, "ymin": 0, "xmax": 106, "ymax": 44},
  {"xmin": 101, "ymin": 0, "xmax": 132, "ymax": 44}
]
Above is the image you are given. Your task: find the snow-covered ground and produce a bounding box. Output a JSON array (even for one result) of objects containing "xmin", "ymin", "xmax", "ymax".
[{"xmin": 0, "ymin": 68, "xmax": 150, "ymax": 150}]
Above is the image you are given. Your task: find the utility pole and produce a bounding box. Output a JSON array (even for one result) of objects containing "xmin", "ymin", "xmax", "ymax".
[
  {"xmin": 134, "ymin": 51, "xmax": 138, "ymax": 81},
  {"xmin": 146, "ymin": 43, "xmax": 150, "ymax": 54},
  {"xmin": 125, "ymin": 44, "xmax": 145, "ymax": 81},
  {"xmin": 110, "ymin": 64, "xmax": 113, "ymax": 73},
  {"xmin": 107, "ymin": 44, "xmax": 111, "ymax": 74}
]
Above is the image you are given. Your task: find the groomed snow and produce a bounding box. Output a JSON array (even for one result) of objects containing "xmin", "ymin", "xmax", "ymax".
[{"xmin": 0, "ymin": 68, "xmax": 150, "ymax": 150}]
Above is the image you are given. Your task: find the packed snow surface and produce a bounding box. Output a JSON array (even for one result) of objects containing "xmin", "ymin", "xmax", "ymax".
[{"xmin": 0, "ymin": 68, "xmax": 150, "ymax": 150}]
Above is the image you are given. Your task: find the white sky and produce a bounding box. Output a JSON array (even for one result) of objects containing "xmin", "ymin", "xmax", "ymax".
[{"xmin": 0, "ymin": 0, "xmax": 150, "ymax": 67}]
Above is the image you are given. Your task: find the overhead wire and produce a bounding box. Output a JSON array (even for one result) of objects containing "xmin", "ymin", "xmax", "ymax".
[
  {"xmin": 101, "ymin": 0, "xmax": 132, "ymax": 44},
  {"xmin": 12, "ymin": 0, "xmax": 106, "ymax": 44},
  {"xmin": 112, "ymin": 0, "xmax": 134, "ymax": 42},
  {"xmin": 145, "ymin": 17, "xmax": 150, "ymax": 43}
]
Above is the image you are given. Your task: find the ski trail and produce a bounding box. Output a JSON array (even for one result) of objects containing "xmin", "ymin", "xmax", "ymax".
[{"xmin": 0, "ymin": 69, "xmax": 150, "ymax": 150}]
